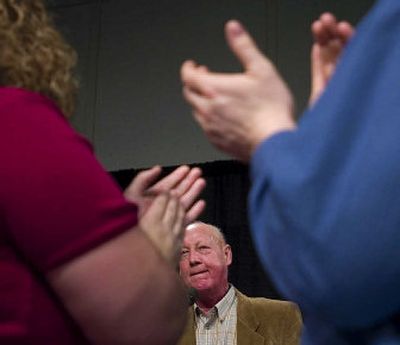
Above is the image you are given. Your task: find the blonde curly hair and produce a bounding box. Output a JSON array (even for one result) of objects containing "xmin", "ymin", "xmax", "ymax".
[{"xmin": 0, "ymin": 0, "xmax": 78, "ymax": 117}]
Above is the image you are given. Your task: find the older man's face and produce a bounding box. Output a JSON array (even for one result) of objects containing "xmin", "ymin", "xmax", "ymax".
[{"xmin": 179, "ymin": 224, "xmax": 231, "ymax": 294}]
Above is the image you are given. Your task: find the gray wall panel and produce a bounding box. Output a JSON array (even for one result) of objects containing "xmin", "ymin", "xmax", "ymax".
[
  {"xmin": 50, "ymin": 0, "xmax": 375, "ymax": 171},
  {"xmin": 94, "ymin": 0, "xmax": 267, "ymax": 170},
  {"xmin": 52, "ymin": 2, "xmax": 101, "ymax": 142}
]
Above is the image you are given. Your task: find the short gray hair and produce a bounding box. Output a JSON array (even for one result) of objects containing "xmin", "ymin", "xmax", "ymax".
[{"xmin": 186, "ymin": 221, "xmax": 227, "ymax": 245}]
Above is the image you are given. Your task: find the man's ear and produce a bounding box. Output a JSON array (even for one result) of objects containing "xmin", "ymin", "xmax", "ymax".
[{"xmin": 224, "ymin": 244, "xmax": 232, "ymax": 266}]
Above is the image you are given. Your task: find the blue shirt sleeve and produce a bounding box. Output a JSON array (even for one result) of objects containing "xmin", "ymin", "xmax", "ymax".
[{"xmin": 249, "ymin": 0, "xmax": 400, "ymax": 329}]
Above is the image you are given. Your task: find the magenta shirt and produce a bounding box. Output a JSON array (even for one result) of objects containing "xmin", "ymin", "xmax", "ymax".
[{"xmin": 0, "ymin": 87, "xmax": 138, "ymax": 343}]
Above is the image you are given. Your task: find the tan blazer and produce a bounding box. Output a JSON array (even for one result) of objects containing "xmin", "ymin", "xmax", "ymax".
[{"xmin": 177, "ymin": 289, "xmax": 302, "ymax": 345}]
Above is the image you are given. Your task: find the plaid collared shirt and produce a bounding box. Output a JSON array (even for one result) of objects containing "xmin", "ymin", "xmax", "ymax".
[{"xmin": 194, "ymin": 285, "xmax": 237, "ymax": 345}]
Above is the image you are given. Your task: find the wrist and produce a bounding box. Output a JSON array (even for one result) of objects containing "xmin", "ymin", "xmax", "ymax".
[{"xmin": 251, "ymin": 119, "xmax": 296, "ymax": 156}]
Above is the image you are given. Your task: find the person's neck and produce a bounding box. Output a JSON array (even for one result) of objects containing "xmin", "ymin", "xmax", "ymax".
[{"xmin": 196, "ymin": 283, "xmax": 230, "ymax": 314}]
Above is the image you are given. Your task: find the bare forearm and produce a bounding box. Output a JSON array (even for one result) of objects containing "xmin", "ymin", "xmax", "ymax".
[{"xmin": 48, "ymin": 229, "xmax": 187, "ymax": 345}]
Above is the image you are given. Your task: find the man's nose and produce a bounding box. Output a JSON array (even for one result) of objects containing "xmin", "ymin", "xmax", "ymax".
[{"xmin": 189, "ymin": 251, "xmax": 201, "ymax": 265}]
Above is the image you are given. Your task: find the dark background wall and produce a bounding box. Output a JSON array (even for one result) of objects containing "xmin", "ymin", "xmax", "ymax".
[
  {"xmin": 47, "ymin": 0, "xmax": 375, "ymax": 298},
  {"xmin": 48, "ymin": 0, "xmax": 375, "ymax": 171}
]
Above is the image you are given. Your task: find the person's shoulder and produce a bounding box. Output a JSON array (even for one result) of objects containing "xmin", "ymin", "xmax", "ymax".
[
  {"xmin": 235, "ymin": 289, "xmax": 302, "ymax": 340},
  {"xmin": 237, "ymin": 290, "xmax": 300, "ymax": 317},
  {"xmin": 0, "ymin": 86, "xmax": 65, "ymax": 122},
  {"xmin": 251, "ymin": 295, "xmax": 297, "ymax": 312},
  {"xmin": 0, "ymin": 86, "xmax": 93, "ymax": 158},
  {"xmin": 0, "ymin": 86, "xmax": 55, "ymax": 106}
]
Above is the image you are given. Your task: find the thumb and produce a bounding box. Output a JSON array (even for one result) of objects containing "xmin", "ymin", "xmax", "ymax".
[{"xmin": 225, "ymin": 20, "xmax": 266, "ymax": 72}]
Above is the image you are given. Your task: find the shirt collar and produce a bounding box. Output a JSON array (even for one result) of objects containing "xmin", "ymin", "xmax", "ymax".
[{"xmin": 195, "ymin": 284, "xmax": 236, "ymax": 322}]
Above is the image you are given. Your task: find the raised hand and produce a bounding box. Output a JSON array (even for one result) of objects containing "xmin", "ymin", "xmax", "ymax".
[
  {"xmin": 139, "ymin": 192, "xmax": 185, "ymax": 266},
  {"xmin": 124, "ymin": 165, "xmax": 206, "ymax": 225},
  {"xmin": 181, "ymin": 20, "xmax": 296, "ymax": 162},
  {"xmin": 309, "ymin": 13, "xmax": 354, "ymax": 106}
]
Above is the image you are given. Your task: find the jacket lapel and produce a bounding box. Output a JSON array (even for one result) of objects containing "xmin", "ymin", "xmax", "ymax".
[
  {"xmin": 236, "ymin": 290, "xmax": 265, "ymax": 345},
  {"xmin": 177, "ymin": 307, "xmax": 196, "ymax": 345},
  {"xmin": 178, "ymin": 290, "xmax": 266, "ymax": 345}
]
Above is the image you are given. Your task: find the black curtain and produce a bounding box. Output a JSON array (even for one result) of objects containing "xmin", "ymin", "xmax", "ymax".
[{"xmin": 111, "ymin": 160, "xmax": 281, "ymax": 299}]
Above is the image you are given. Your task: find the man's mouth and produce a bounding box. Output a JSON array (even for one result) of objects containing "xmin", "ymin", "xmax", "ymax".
[{"xmin": 190, "ymin": 270, "xmax": 208, "ymax": 277}]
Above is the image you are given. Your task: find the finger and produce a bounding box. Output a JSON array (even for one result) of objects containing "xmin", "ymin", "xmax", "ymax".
[
  {"xmin": 124, "ymin": 165, "xmax": 162, "ymax": 198},
  {"xmin": 180, "ymin": 60, "xmax": 196, "ymax": 83},
  {"xmin": 309, "ymin": 44, "xmax": 324, "ymax": 106},
  {"xmin": 148, "ymin": 165, "xmax": 190, "ymax": 194},
  {"xmin": 144, "ymin": 192, "xmax": 169, "ymax": 220},
  {"xmin": 337, "ymin": 21, "xmax": 354, "ymax": 43},
  {"xmin": 183, "ymin": 85, "xmax": 211, "ymax": 116},
  {"xmin": 181, "ymin": 60, "xmax": 216, "ymax": 98},
  {"xmin": 173, "ymin": 203, "xmax": 185, "ymax": 239},
  {"xmin": 163, "ymin": 194, "xmax": 180, "ymax": 226},
  {"xmin": 319, "ymin": 12, "xmax": 338, "ymax": 27},
  {"xmin": 182, "ymin": 60, "xmax": 249, "ymax": 95},
  {"xmin": 184, "ymin": 200, "xmax": 206, "ymax": 226},
  {"xmin": 224, "ymin": 20, "xmax": 267, "ymax": 72},
  {"xmin": 311, "ymin": 13, "xmax": 338, "ymax": 45},
  {"xmin": 319, "ymin": 12, "xmax": 338, "ymax": 40},
  {"xmin": 311, "ymin": 20, "xmax": 325, "ymax": 43},
  {"xmin": 314, "ymin": 14, "xmax": 353, "ymax": 47},
  {"xmin": 179, "ymin": 177, "xmax": 206, "ymax": 210},
  {"xmin": 312, "ymin": 22, "xmax": 335, "ymax": 46},
  {"xmin": 198, "ymin": 65, "xmax": 209, "ymax": 72},
  {"xmin": 171, "ymin": 204, "xmax": 185, "ymax": 264},
  {"xmin": 172, "ymin": 167, "xmax": 202, "ymax": 197}
]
